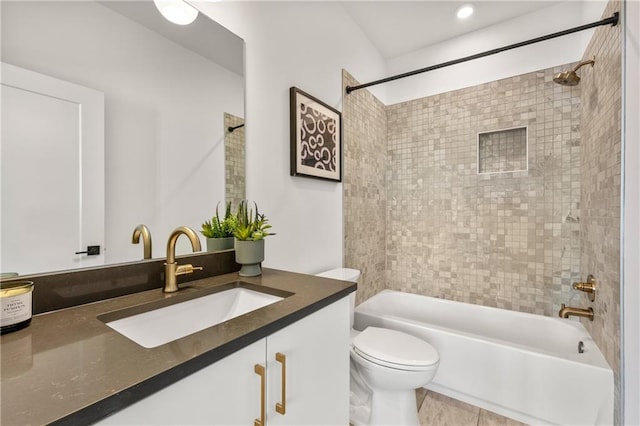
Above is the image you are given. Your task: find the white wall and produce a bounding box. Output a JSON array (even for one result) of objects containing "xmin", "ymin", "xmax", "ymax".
[
  {"xmin": 2, "ymin": 2, "xmax": 244, "ymax": 264},
  {"xmin": 623, "ymin": 0, "xmax": 640, "ymax": 423},
  {"xmin": 196, "ymin": 1, "xmax": 386, "ymax": 274},
  {"xmin": 383, "ymin": 1, "xmax": 607, "ymax": 104}
]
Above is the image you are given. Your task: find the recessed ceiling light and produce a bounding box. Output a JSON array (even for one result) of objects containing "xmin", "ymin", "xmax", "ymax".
[{"xmin": 456, "ymin": 4, "xmax": 474, "ymax": 20}]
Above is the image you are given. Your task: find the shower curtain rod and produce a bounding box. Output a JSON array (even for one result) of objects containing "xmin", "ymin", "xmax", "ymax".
[
  {"xmin": 228, "ymin": 123, "xmax": 245, "ymax": 133},
  {"xmin": 345, "ymin": 12, "xmax": 619, "ymax": 94}
]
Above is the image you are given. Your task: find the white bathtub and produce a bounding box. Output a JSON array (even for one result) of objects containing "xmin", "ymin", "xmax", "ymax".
[{"xmin": 353, "ymin": 290, "xmax": 613, "ymax": 425}]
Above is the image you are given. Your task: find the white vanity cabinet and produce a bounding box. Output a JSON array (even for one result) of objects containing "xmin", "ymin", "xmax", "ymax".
[
  {"xmin": 96, "ymin": 339, "xmax": 264, "ymax": 425},
  {"xmin": 265, "ymin": 296, "xmax": 350, "ymax": 425},
  {"xmin": 96, "ymin": 296, "xmax": 350, "ymax": 425}
]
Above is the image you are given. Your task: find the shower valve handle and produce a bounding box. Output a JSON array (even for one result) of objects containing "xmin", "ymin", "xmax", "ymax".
[{"xmin": 572, "ymin": 274, "xmax": 596, "ymax": 302}]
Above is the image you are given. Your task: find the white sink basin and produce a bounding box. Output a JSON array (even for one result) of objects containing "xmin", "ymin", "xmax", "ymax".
[{"xmin": 105, "ymin": 287, "xmax": 284, "ymax": 348}]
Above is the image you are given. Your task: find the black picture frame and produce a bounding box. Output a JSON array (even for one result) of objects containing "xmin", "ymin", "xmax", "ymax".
[{"xmin": 289, "ymin": 87, "xmax": 342, "ymax": 182}]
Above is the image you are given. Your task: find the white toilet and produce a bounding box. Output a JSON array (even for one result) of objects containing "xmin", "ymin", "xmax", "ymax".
[{"xmin": 316, "ymin": 268, "xmax": 439, "ymax": 426}]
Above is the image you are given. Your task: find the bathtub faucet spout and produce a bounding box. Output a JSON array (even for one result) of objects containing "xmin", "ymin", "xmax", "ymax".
[{"xmin": 559, "ymin": 304, "xmax": 594, "ymax": 321}]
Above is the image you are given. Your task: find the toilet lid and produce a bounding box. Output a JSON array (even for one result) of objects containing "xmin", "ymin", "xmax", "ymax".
[{"xmin": 352, "ymin": 327, "xmax": 439, "ymax": 370}]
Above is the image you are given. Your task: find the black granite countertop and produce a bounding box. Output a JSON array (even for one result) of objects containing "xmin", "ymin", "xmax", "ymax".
[{"xmin": 0, "ymin": 268, "xmax": 356, "ymax": 425}]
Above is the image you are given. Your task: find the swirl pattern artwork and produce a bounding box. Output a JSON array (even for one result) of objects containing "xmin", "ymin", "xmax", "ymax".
[
  {"xmin": 290, "ymin": 87, "xmax": 342, "ymax": 182},
  {"xmin": 299, "ymin": 102, "xmax": 337, "ymax": 171}
]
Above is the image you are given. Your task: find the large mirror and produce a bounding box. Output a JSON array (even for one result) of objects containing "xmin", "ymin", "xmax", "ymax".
[{"xmin": 0, "ymin": 0, "xmax": 245, "ymax": 276}]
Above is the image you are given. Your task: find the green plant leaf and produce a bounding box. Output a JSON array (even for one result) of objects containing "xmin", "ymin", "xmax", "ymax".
[
  {"xmin": 233, "ymin": 200, "xmax": 275, "ymax": 241},
  {"xmin": 201, "ymin": 201, "xmax": 238, "ymax": 238}
]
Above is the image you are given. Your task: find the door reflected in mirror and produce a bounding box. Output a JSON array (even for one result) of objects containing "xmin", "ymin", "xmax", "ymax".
[{"xmin": 0, "ymin": 1, "xmax": 245, "ymax": 275}]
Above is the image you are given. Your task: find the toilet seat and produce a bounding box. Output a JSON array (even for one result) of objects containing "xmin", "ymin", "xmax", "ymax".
[{"xmin": 352, "ymin": 327, "xmax": 439, "ymax": 371}]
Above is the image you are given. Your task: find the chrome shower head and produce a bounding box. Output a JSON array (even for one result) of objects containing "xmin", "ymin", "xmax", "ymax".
[{"xmin": 553, "ymin": 58, "xmax": 595, "ymax": 86}]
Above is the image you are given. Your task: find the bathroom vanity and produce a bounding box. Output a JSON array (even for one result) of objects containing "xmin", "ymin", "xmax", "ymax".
[{"xmin": 0, "ymin": 269, "xmax": 355, "ymax": 425}]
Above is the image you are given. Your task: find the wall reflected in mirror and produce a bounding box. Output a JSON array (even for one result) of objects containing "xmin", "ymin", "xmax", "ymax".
[
  {"xmin": 0, "ymin": 1, "xmax": 245, "ymax": 275},
  {"xmin": 224, "ymin": 113, "xmax": 246, "ymax": 209}
]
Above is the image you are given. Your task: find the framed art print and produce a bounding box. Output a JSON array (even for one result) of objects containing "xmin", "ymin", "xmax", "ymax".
[{"xmin": 290, "ymin": 87, "xmax": 342, "ymax": 182}]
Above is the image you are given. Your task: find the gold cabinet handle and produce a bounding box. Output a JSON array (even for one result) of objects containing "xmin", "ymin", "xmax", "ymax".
[
  {"xmin": 275, "ymin": 352, "xmax": 287, "ymax": 415},
  {"xmin": 254, "ymin": 364, "xmax": 266, "ymax": 426}
]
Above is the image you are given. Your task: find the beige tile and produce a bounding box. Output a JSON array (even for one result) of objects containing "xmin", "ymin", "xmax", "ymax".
[
  {"xmin": 416, "ymin": 387, "xmax": 428, "ymax": 410},
  {"xmin": 374, "ymin": 61, "xmax": 583, "ymax": 315},
  {"xmin": 223, "ymin": 113, "xmax": 245, "ymax": 209},
  {"xmin": 478, "ymin": 409, "xmax": 528, "ymax": 426},
  {"xmin": 418, "ymin": 391, "xmax": 479, "ymax": 426}
]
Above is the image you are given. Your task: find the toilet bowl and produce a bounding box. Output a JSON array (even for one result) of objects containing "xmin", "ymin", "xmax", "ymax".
[{"xmin": 316, "ymin": 268, "xmax": 440, "ymax": 426}]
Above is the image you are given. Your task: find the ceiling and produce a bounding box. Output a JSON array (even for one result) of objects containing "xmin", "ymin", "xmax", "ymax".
[
  {"xmin": 342, "ymin": 1, "xmax": 565, "ymax": 59},
  {"xmin": 99, "ymin": 1, "xmax": 596, "ymax": 74}
]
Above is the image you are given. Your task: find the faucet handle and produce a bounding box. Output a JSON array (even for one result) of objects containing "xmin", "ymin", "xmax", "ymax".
[
  {"xmin": 572, "ymin": 274, "xmax": 596, "ymax": 302},
  {"xmin": 175, "ymin": 264, "xmax": 204, "ymax": 276}
]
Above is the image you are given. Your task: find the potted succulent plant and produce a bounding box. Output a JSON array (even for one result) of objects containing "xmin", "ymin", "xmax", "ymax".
[
  {"xmin": 201, "ymin": 201, "xmax": 238, "ymax": 252},
  {"xmin": 234, "ymin": 200, "xmax": 274, "ymax": 276}
]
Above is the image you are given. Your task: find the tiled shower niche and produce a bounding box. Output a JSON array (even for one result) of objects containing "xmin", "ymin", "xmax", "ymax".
[{"xmin": 477, "ymin": 127, "xmax": 527, "ymax": 174}]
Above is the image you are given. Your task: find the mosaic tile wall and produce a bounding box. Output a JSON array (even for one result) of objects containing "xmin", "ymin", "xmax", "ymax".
[
  {"xmin": 478, "ymin": 127, "xmax": 528, "ymax": 174},
  {"xmin": 342, "ymin": 70, "xmax": 387, "ymax": 304},
  {"xmin": 385, "ymin": 65, "xmax": 582, "ymax": 316},
  {"xmin": 578, "ymin": 0, "xmax": 622, "ymax": 421},
  {"xmin": 224, "ymin": 112, "xmax": 245, "ymax": 208}
]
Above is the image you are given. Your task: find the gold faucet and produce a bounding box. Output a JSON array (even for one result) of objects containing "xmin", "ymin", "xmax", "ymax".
[
  {"xmin": 559, "ymin": 304, "xmax": 594, "ymax": 321},
  {"xmin": 163, "ymin": 226, "xmax": 203, "ymax": 293},
  {"xmin": 132, "ymin": 224, "xmax": 153, "ymax": 259}
]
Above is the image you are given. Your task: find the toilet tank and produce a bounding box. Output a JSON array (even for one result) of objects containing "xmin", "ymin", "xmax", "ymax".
[{"xmin": 315, "ymin": 268, "xmax": 360, "ymax": 328}]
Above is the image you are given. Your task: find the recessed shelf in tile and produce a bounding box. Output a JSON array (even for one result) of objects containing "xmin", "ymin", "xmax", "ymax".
[{"xmin": 478, "ymin": 127, "xmax": 528, "ymax": 174}]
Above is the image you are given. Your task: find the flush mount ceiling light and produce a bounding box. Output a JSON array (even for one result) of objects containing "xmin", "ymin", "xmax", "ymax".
[
  {"xmin": 153, "ymin": 0, "xmax": 198, "ymax": 25},
  {"xmin": 456, "ymin": 4, "xmax": 475, "ymax": 20}
]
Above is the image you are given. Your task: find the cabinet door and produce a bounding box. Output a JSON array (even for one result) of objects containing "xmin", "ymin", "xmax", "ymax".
[
  {"xmin": 96, "ymin": 338, "xmax": 265, "ymax": 425},
  {"xmin": 266, "ymin": 296, "xmax": 350, "ymax": 425}
]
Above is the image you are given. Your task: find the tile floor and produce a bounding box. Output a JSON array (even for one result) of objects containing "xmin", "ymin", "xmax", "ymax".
[{"xmin": 416, "ymin": 389, "xmax": 527, "ymax": 426}]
